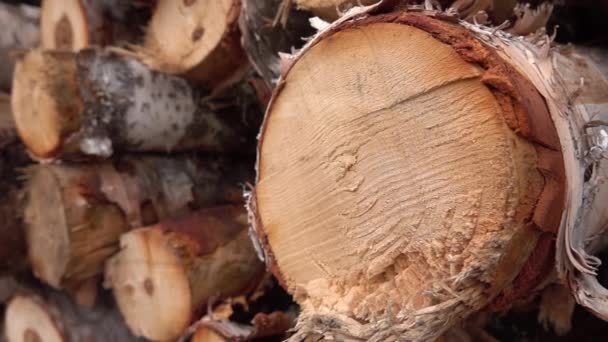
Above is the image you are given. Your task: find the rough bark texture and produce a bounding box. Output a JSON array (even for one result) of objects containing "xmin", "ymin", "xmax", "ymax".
[
  {"xmin": 0, "ymin": 3, "xmax": 39, "ymax": 91},
  {"xmin": 24, "ymin": 155, "xmax": 251, "ymax": 290},
  {"xmin": 4, "ymin": 290, "xmax": 144, "ymax": 342},
  {"xmin": 453, "ymin": 20, "xmax": 608, "ymax": 323},
  {"xmin": 135, "ymin": 0, "xmax": 248, "ymax": 87},
  {"xmin": 105, "ymin": 206, "xmax": 265, "ymax": 341},
  {"xmin": 248, "ymin": 8, "xmax": 588, "ymax": 341},
  {"xmin": 11, "ymin": 48, "xmax": 262, "ymax": 160},
  {"xmin": 239, "ymin": 0, "xmax": 315, "ymax": 87},
  {"xmin": 40, "ymin": 0, "xmax": 150, "ymax": 51}
]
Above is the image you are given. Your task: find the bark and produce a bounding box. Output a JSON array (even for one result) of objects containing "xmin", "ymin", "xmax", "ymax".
[
  {"xmin": 11, "ymin": 48, "xmax": 262, "ymax": 160},
  {"xmin": 24, "ymin": 155, "xmax": 251, "ymax": 291},
  {"xmin": 249, "ymin": 8, "xmax": 608, "ymax": 341},
  {"xmin": 104, "ymin": 206, "xmax": 265, "ymax": 341},
  {"xmin": 4, "ymin": 290, "xmax": 144, "ymax": 342},
  {"xmin": 0, "ymin": 3, "xmax": 39, "ymax": 91},
  {"xmin": 239, "ymin": 0, "xmax": 315, "ymax": 87},
  {"xmin": 40, "ymin": 0, "xmax": 150, "ymax": 51},
  {"xmin": 134, "ymin": 0, "xmax": 248, "ymax": 87}
]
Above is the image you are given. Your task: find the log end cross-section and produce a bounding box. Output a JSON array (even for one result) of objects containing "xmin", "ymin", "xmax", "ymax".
[
  {"xmin": 138, "ymin": 0, "xmax": 246, "ymax": 85},
  {"xmin": 252, "ymin": 12, "xmax": 565, "ymax": 341}
]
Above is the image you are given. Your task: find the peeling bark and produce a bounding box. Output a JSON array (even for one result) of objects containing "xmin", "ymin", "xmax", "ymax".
[
  {"xmin": 186, "ymin": 311, "xmax": 293, "ymax": 342},
  {"xmin": 105, "ymin": 206, "xmax": 265, "ymax": 341},
  {"xmin": 24, "ymin": 155, "xmax": 251, "ymax": 290},
  {"xmin": 11, "ymin": 49, "xmax": 262, "ymax": 160}
]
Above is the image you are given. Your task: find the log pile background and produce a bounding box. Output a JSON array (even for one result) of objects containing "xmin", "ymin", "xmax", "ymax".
[{"xmin": 0, "ymin": 0, "xmax": 606, "ymax": 341}]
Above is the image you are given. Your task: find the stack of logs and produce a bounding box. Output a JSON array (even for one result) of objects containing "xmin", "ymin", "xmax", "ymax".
[{"xmin": 0, "ymin": 0, "xmax": 607, "ymax": 341}]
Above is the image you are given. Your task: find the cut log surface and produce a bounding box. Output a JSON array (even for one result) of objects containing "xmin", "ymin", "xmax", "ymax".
[
  {"xmin": 105, "ymin": 206, "xmax": 265, "ymax": 341},
  {"xmin": 136, "ymin": 0, "xmax": 247, "ymax": 86},
  {"xmin": 40, "ymin": 0, "xmax": 149, "ymax": 51},
  {"xmin": 0, "ymin": 3, "xmax": 39, "ymax": 91},
  {"xmin": 251, "ymin": 11, "xmax": 575, "ymax": 341},
  {"xmin": 11, "ymin": 49, "xmax": 261, "ymax": 160},
  {"xmin": 239, "ymin": 0, "xmax": 314, "ymax": 87},
  {"xmin": 25, "ymin": 155, "xmax": 250, "ymax": 290},
  {"xmin": 4, "ymin": 291, "xmax": 144, "ymax": 342}
]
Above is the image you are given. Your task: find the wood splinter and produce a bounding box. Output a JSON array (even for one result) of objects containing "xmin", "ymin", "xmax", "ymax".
[{"xmin": 105, "ymin": 206, "xmax": 265, "ymax": 341}]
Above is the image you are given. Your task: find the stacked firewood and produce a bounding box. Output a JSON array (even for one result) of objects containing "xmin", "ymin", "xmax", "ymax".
[
  {"xmin": 0, "ymin": 0, "xmax": 607, "ymax": 341},
  {"xmin": 0, "ymin": 0, "xmax": 309, "ymax": 341}
]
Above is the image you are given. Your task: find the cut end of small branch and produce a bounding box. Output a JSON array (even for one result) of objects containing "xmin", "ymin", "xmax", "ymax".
[
  {"xmin": 24, "ymin": 164, "xmax": 130, "ymax": 289},
  {"xmin": 5, "ymin": 296, "xmax": 65, "ymax": 342},
  {"xmin": 138, "ymin": 0, "xmax": 245, "ymax": 84},
  {"xmin": 41, "ymin": 0, "xmax": 90, "ymax": 51},
  {"xmin": 11, "ymin": 50, "xmax": 82, "ymax": 159},
  {"xmin": 105, "ymin": 228, "xmax": 192, "ymax": 341},
  {"xmin": 106, "ymin": 206, "xmax": 265, "ymax": 341},
  {"xmin": 24, "ymin": 166, "xmax": 70, "ymax": 288}
]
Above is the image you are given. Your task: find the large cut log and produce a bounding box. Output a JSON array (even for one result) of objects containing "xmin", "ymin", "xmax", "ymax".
[
  {"xmin": 134, "ymin": 0, "xmax": 247, "ymax": 86},
  {"xmin": 4, "ymin": 290, "xmax": 143, "ymax": 342},
  {"xmin": 239, "ymin": 0, "xmax": 314, "ymax": 87},
  {"xmin": 11, "ymin": 48, "xmax": 261, "ymax": 160},
  {"xmin": 0, "ymin": 3, "xmax": 39, "ymax": 91},
  {"xmin": 249, "ymin": 6, "xmax": 608, "ymax": 341},
  {"xmin": 24, "ymin": 155, "xmax": 250, "ymax": 291},
  {"xmin": 40, "ymin": 0, "xmax": 150, "ymax": 51},
  {"xmin": 105, "ymin": 206, "xmax": 265, "ymax": 341}
]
